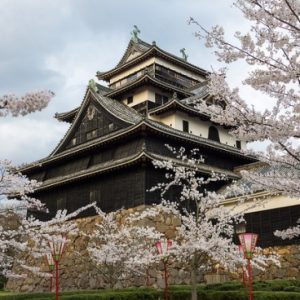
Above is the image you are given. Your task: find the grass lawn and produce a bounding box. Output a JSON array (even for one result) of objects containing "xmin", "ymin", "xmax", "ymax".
[{"xmin": 0, "ymin": 279, "xmax": 299, "ymax": 299}]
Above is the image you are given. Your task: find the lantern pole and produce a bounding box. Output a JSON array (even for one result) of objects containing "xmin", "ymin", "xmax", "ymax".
[
  {"xmin": 155, "ymin": 239, "xmax": 172, "ymax": 300},
  {"xmin": 49, "ymin": 235, "xmax": 66, "ymax": 300},
  {"xmin": 238, "ymin": 245, "xmax": 246, "ymax": 288},
  {"xmin": 238, "ymin": 233, "xmax": 258, "ymax": 300},
  {"xmin": 45, "ymin": 253, "xmax": 54, "ymax": 292}
]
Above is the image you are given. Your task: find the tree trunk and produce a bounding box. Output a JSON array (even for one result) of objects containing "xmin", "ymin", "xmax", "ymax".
[{"xmin": 191, "ymin": 265, "xmax": 197, "ymax": 300}]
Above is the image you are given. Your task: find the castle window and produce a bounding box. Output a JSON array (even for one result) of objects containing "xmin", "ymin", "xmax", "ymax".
[
  {"xmin": 182, "ymin": 120, "xmax": 189, "ymax": 133},
  {"xmin": 155, "ymin": 93, "xmax": 168, "ymax": 105},
  {"xmin": 127, "ymin": 96, "xmax": 133, "ymax": 104},
  {"xmin": 90, "ymin": 190, "xmax": 101, "ymax": 204},
  {"xmin": 71, "ymin": 138, "xmax": 77, "ymax": 146},
  {"xmin": 236, "ymin": 140, "xmax": 241, "ymax": 149},
  {"xmin": 208, "ymin": 126, "xmax": 220, "ymax": 142},
  {"xmin": 86, "ymin": 129, "xmax": 97, "ymax": 140},
  {"xmin": 57, "ymin": 197, "xmax": 66, "ymax": 210},
  {"xmin": 127, "ymin": 73, "xmax": 137, "ymax": 82},
  {"xmin": 108, "ymin": 123, "xmax": 114, "ymax": 131}
]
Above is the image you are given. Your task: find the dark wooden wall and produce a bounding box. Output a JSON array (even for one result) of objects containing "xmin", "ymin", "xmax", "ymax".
[
  {"xmin": 245, "ymin": 204, "xmax": 300, "ymax": 248},
  {"xmin": 34, "ymin": 165, "xmax": 146, "ymax": 219}
]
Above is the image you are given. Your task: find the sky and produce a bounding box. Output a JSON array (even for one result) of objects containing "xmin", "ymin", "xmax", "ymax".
[{"xmin": 0, "ymin": 0, "xmax": 263, "ymax": 165}]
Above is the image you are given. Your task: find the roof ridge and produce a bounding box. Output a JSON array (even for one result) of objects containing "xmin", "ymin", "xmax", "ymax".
[
  {"xmin": 106, "ymin": 74, "xmax": 193, "ymax": 98},
  {"xmin": 93, "ymin": 90, "xmax": 143, "ymax": 124},
  {"xmin": 115, "ymin": 38, "xmax": 152, "ymax": 68},
  {"xmin": 97, "ymin": 40, "xmax": 209, "ymax": 81}
]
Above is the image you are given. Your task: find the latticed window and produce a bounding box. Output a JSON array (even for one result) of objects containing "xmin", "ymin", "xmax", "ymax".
[
  {"xmin": 57, "ymin": 197, "xmax": 66, "ymax": 210},
  {"xmin": 182, "ymin": 120, "xmax": 189, "ymax": 133},
  {"xmin": 86, "ymin": 129, "xmax": 97, "ymax": 140},
  {"xmin": 208, "ymin": 126, "xmax": 220, "ymax": 142},
  {"xmin": 127, "ymin": 96, "xmax": 133, "ymax": 104},
  {"xmin": 90, "ymin": 189, "xmax": 101, "ymax": 204}
]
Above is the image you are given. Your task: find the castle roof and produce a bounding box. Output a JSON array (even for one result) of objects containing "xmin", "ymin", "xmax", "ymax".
[
  {"xmin": 106, "ymin": 74, "xmax": 193, "ymax": 98},
  {"xmin": 96, "ymin": 38, "xmax": 208, "ymax": 81},
  {"xmin": 28, "ymin": 149, "xmax": 240, "ymax": 192},
  {"xmin": 148, "ymin": 97, "xmax": 210, "ymax": 120},
  {"xmin": 21, "ymin": 86, "xmax": 253, "ymax": 175}
]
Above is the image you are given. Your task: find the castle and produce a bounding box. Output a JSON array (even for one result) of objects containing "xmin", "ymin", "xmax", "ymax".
[{"xmin": 21, "ymin": 31, "xmax": 299, "ymax": 248}]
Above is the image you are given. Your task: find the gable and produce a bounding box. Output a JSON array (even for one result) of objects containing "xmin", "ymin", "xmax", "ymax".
[
  {"xmin": 62, "ymin": 102, "xmax": 129, "ymax": 152},
  {"xmin": 125, "ymin": 48, "xmax": 143, "ymax": 63}
]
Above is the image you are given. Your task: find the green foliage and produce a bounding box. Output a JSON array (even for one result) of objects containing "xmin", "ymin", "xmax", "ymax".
[
  {"xmin": 253, "ymin": 291, "xmax": 300, "ymax": 300},
  {"xmin": 0, "ymin": 275, "xmax": 7, "ymax": 290},
  {"xmin": 0, "ymin": 280, "xmax": 299, "ymax": 300}
]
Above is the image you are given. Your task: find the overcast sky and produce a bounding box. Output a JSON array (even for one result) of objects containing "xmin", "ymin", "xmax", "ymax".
[{"xmin": 0, "ymin": 0, "xmax": 263, "ymax": 165}]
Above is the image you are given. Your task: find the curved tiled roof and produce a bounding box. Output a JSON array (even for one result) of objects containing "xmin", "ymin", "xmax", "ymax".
[
  {"xmin": 106, "ymin": 74, "xmax": 193, "ymax": 98},
  {"xmin": 148, "ymin": 98, "xmax": 210, "ymax": 119},
  {"xmin": 97, "ymin": 39, "xmax": 208, "ymax": 81},
  {"xmin": 54, "ymin": 83, "xmax": 112, "ymax": 123},
  {"xmin": 33, "ymin": 149, "xmax": 239, "ymax": 191},
  {"xmin": 35, "ymin": 151, "xmax": 147, "ymax": 191},
  {"xmin": 95, "ymin": 90, "xmax": 143, "ymax": 125},
  {"xmin": 116, "ymin": 38, "xmax": 152, "ymax": 67},
  {"xmin": 144, "ymin": 118, "xmax": 251, "ymax": 158},
  {"xmin": 49, "ymin": 87, "xmax": 143, "ymax": 157},
  {"xmin": 55, "ymin": 107, "xmax": 79, "ymax": 123}
]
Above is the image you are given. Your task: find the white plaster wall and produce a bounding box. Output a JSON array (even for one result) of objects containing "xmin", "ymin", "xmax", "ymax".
[
  {"xmin": 126, "ymin": 51, "xmax": 142, "ymax": 62},
  {"xmin": 223, "ymin": 194, "xmax": 300, "ymax": 215},
  {"xmin": 147, "ymin": 86, "xmax": 170, "ymax": 102},
  {"xmin": 149, "ymin": 111, "xmax": 246, "ymax": 149},
  {"xmin": 174, "ymin": 112, "xmax": 244, "ymax": 148},
  {"xmin": 150, "ymin": 113, "xmax": 176, "ymax": 128},
  {"xmin": 121, "ymin": 88, "xmax": 150, "ymax": 107}
]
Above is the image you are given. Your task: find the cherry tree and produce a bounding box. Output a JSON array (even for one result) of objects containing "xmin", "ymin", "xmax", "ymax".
[
  {"xmin": 1, "ymin": 202, "xmax": 97, "ymax": 286},
  {"xmin": 0, "ymin": 159, "xmax": 45, "ymax": 211},
  {"xmin": 0, "ymin": 88, "xmax": 54, "ymax": 209},
  {"xmin": 189, "ymin": 0, "xmax": 300, "ymax": 237},
  {"xmin": 0, "ymin": 89, "xmax": 54, "ymax": 278},
  {"xmin": 88, "ymin": 206, "xmax": 164, "ymax": 288},
  {"xmin": 150, "ymin": 146, "xmax": 279, "ymax": 300}
]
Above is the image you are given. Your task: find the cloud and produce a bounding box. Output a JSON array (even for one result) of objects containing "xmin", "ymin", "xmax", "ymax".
[{"xmin": 0, "ymin": 0, "xmax": 262, "ymax": 165}]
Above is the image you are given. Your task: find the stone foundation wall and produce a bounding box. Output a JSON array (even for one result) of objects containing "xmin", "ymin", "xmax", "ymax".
[{"xmin": 6, "ymin": 206, "xmax": 300, "ymax": 292}]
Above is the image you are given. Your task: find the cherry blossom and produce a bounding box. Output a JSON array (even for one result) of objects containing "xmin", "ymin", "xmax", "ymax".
[
  {"xmin": 150, "ymin": 146, "xmax": 279, "ymax": 300},
  {"xmin": 0, "ymin": 90, "xmax": 54, "ymax": 117},
  {"xmin": 189, "ymin": 0, "xmax": 300, "ymax": 237}
]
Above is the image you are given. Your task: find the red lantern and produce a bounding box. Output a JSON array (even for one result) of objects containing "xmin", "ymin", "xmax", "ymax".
[
  {"xmin": 49, "ymin": 235, "xmax": 67, "ymax": 300},
  {"xmin": 155, "ymin": 239, "xmax": 172, "ymax": 300},
  {"xmin": 155, "ymin": 239, "xmax": 172, "ymax": 256},
  {"xmin": 238, "ymin": 233, "xmax": 258, "ymax": 300},
  {"xmin": 49, "ymin": 235, "xmax": 66, "ymax": 262},
  {"xmin": 238, "ymin": 233, "xmax": 258, "ymax": 259}
]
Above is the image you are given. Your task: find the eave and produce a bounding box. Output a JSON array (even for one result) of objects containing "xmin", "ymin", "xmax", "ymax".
[
  {"xmin": 34, "ymin": 150, "xmax": 239, "ymax": 192},
  {"xmin": 144, "ymin": 119, "xmax": 255, "ymax": 161},
  {"xmin": 21, "ymin": 119, "xmax": 255, "ymax": 174},
  {"xmin": 148, "ymin": 99, "xmax": 210, "ymax": 120},
  {"xmin": 106, "ymin": 74, "xmax": 193, "ymax": 98},
  {"xmin": 49, "ymin": 87, "xmax": 142, "ymax": 158},
  {"xmin": 97, "ymin": 46, "xmax": 209, "ymax": 81},
  {"xmin": 55, "ymin": 107, "xmax": 79, "ymax": 123},
  {"xmin": 34, "ymin": 151, "xmax": 148, "ymax": 192},
  {"xmin": 20, "ymin": 121, "xmax": 145, "ymax": 173}
]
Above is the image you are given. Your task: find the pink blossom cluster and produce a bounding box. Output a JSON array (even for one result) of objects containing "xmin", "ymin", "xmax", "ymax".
[
  {"xmin": 190, "ymin": 0, "xmax": 300, "ymax": 238},
  {"xmin": 0, "ymin": 90, "xmax": 54, "ymax": 117}
]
